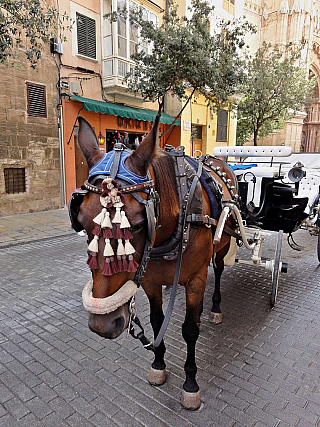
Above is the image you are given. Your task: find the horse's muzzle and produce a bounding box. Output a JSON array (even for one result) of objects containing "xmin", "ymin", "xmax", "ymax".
[{"xmin": 88, "ymin": 303, "xmax": 130, "ymax": 339}]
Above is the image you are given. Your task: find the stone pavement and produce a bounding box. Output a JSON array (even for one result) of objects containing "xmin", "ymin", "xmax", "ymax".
[
  {"xmin": 0, "ymin": 209, "xmax": 320, "ymax": 426},
  {"xmin": 0, "ymin": 209, "xmax": 73, "ymax": 248}
]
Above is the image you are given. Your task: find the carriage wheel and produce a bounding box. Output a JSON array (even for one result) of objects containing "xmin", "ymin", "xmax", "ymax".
[{"xmin": 270, "ymin": 230, "xmax": 283, "ymax": 307}]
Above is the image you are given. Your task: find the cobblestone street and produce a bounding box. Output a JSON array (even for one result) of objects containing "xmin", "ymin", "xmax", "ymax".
[{"xmin": 0, "ymin": 211, "xmax": 319, "ymax": 426}]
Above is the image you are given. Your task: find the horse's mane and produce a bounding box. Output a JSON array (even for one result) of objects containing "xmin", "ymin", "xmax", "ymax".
[{"xmin": 151, "ymin": 151, "xmax": 180, "ymax": 219}]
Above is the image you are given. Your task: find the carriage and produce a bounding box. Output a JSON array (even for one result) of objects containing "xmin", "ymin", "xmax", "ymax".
[{"xmin": 212, "ymin": 145, "xmax": 320, "ymax": 306}]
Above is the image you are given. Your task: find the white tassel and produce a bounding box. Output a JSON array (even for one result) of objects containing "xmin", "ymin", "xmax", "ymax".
[
  {"xmin": 117, "ymin": 239, "xmax": 125, "ymax": 256},
  {"xmin": 120, "ymin": 211, "xmax": 131, "ymax": 229},
  {"xmin": 112, "ymin": 207, "xmax": 122, "ymax": 224},
  {"xmin": 93, "ymin": 208, "xmax": 106, "ymax": 225},
  {"xmin": 124, "ymin": 240, "xmax": 135, "ymax": 255},
  {"xmin": 101, "ymin": 211, "xmax": 112, "ymax": 229},
  {"xmin": 104, "ymin": 239, "xmax": 114, "ymax": 257},
  {"xmin": 88, "ymin": 235, "xmax": 99, "ymax": 253}
]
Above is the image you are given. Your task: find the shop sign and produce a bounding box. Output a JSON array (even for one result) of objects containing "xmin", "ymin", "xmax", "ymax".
[
  {"xmin": 117, "ymin": 117, "xmax": 150, "ymax": 131},
  {"xmin": 183, "ymin": 120, "xmax": 191, "ymax": 131}
]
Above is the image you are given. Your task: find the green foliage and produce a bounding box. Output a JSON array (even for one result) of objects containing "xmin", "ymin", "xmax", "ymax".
[
  {"xmin": 0, "ymin": 0, "xmax": 71, "ymax": 68},
  {"xmin": 236, "ymin": 42, "xmax": 317, "ymax": 146},
  {"xmin": 106, "ymin": 0, "xmax": 254, "ymax": 113}
]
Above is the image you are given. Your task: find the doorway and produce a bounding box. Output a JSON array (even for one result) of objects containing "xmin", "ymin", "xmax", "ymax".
[{"xmin": 191, "ymin": 124, "xmax": 203, "ymax": 156}]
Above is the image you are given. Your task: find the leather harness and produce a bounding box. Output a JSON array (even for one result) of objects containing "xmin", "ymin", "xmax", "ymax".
[{"xmin": 69, "ymin": 143, "xmax": 238, "ymax": 351}]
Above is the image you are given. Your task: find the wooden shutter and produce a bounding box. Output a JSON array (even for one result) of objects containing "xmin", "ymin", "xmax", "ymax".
[
  {"xmin": 216, "ymin": 110, "xmax": 228, "ymax": 142},
  {"xmin": 26, "ymin": 83, "xmax": 46, "ymax": 117},
  {"xmin": 77, "ymin": 12, "xmax": 96, "ymax": 59}
]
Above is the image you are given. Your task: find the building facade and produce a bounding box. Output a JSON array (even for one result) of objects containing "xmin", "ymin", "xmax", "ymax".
[
  {"xmin": 0, "ymin": 44, "xmax": 61, "ymax": 216},
  {"xmin": 57, "ymin": 0, "xmax": 180, "ymax": 203},
  {"xmin": 243, "ymin": 0, "xmax": 320, "ymax": 152}
]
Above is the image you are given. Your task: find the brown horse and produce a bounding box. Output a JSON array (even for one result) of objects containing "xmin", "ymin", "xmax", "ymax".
[{"xmin": 73, "ymin": 114, "xmax": 238, "ymax": 410}]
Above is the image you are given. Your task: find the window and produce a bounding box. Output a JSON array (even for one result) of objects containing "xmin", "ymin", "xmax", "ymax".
[
  {"xmin": 4, "ymin": 168, "xmax": 26, "ymax": 194},
  {"xmin": 216, "ymin": 110, "xmax": 228, "ymax": 142},
  {"xmin": 108, "ymin": 1, "xmax": 158, "ymax": 69},
  {"xmin": 223, "ymin": 0, "xmax": 235, "ymax": 14},
  {"xmin": 191, "ymin": 125, "xmax": 202, "ymax": 140},
  {"xmin": 77, "ymin": 12, "xmax": 96, "ymax": 59},
  {"xmin": 26, "ymin": 83, "xmax": 46, "ymax": 117}
]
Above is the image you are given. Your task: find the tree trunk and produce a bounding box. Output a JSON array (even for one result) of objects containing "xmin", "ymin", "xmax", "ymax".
[{"xmin": 253, "ymin": 128, "xmax": 258, "ymax": 146}]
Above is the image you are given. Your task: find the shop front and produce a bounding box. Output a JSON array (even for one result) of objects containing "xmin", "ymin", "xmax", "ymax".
[{"xmin": 62, "ymin": 95, "xmax": 181, "ymax": 202}]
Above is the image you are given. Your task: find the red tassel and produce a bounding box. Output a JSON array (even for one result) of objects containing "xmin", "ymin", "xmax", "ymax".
[
  {"xmin": 128, "ymin": 254, "xmax": 139, "ymax": 272},
  {"xmin": 115, "ymin": 224, "xmax": 124, "ymax": 239},
  {"xmin": 87, "ymin": 252, "xmax": 99, "ymax": 269},
  {"xmin": 123, "ymin": 229, "xmax": 133, "ymax": 240},
  {"xmin": 117, "ymin": 255, "xmax": 123, "ymax": 272},
  {"xmin": 122, "ymin": 255, "xmax": 128, "ymax": 272},
  {"xmin": 93, "ymin": 225, "xmax": 102, "ymax": 236},
  {"xmin": 103, "ymin": 228, "xmax": 113, "ymax": 239},
  {"xmin": 110, "ymin": 256, "xmax": 119, "ymax": 274},
  {"xmin": 102, "ymin": 258, "xmax": 112, "ymax": 276}
]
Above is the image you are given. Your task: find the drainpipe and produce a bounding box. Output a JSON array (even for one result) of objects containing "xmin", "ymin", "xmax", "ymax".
[{"xmin": 58, "ymin": 106, "xmax": 66, "ymax": 207}]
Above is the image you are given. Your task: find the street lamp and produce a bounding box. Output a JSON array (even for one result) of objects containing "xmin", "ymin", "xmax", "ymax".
[{"xmin": 98, "ymin": 132, "xmax": 105, "ymax": 146}]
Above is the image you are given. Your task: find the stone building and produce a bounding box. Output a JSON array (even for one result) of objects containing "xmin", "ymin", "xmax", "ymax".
[
  {"xmin": 0, "ymin": 46, "xmax": 61, "ymax": 216},
  {"xmin": 243, "ymin": 0, "xmax": 320, "ymax": 151}
]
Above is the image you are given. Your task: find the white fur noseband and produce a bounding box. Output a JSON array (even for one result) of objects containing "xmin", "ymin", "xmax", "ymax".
[{"xmin": 82, "ymin": 279, "xmax": 138, "ymax": 315}]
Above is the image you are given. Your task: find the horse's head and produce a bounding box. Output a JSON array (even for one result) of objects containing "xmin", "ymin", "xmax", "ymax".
[{"xmin": 72, "ymin": 115, "xmax": 160, "ymax": 339}]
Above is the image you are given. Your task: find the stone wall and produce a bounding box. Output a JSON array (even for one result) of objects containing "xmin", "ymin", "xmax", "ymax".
[{"xmin": 0, "ymin": 47, "xmax": 61, "ymax": 216}]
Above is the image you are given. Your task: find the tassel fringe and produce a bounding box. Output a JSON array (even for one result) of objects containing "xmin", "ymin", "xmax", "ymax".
[
  {"xmin": 88, "ymin": 235, "xmax": 99, "ymax": 253},
  {"xmin": 128, "ymin": 254, "xmax": 139, "ymax": 272},
  {"xmin": 120, "ymin": 211, "xmax": 131, "ymax": 229},
  {"xmin": 93, "ymin": 208, "xmax": 106, "ymax": 225},
  {"xmin": 125, "ymin": 240, "xmax": 135, "ymax": 255},
  {"xmin": 102, "ymin": 258, "xmax": 112, "ymax": 276},
  {"xmin": 104, "ymin": 239, "xmax": 114, "ymax": 257},
  {"xmin": 87, "ymin": 252, "xmax": 99, "ymax": 270}
]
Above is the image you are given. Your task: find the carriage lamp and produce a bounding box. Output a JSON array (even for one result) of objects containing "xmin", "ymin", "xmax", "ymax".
[
  {"xmin": 288, "ymin": 162, "xmax": 306, "ymax": 195},
  {"xmin": 288, "ymin": 162, "xmax": 305, "ymax": 183},
  {"xmin": 98, "ymin": 132, "xmax": 105, "ymax": 146}
]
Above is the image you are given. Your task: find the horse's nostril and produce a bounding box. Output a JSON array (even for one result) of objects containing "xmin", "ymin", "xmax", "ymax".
[{"xmin": 114, "ymin": 316, "xmax": 125, "ymax": 333}]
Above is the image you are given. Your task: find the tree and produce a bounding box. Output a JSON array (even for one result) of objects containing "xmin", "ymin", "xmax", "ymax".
[
  {"xmin": 107, "ymin": 0, "xmax": 254, "ymax": 124},
  {"xmin": 0, "ymin": 0, "xmax": 70, "ymax": 68},
  {"xmin": 236, "ymin": 42, "xmax": 317, "ymax": 146}
]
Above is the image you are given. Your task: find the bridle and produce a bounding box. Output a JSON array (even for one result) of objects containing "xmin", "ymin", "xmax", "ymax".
[{"xmin": 82, "ymin": 145, "xmax": 160, "ymax": 287}]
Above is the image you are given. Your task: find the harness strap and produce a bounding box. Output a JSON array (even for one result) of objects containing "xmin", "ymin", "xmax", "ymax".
[
  {"xmin": 110, "ymin": 145, "xmax": 123, "ymax": 179},
  {"xmin": 186, "ymin": 214, "xmax": 217, "ymax": 227},
  {"xmin": 153, "ymin": 160, "xmax": 201, "ymax": 348}
]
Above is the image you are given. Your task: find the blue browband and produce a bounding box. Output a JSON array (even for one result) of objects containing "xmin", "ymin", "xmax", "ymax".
[{"xmin": 89, "ymin": 151, "xmax": 148, "ymax": 185}]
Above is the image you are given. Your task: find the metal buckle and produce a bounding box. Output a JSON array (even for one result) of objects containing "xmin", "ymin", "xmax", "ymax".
[{"xmin": 204, "ymin": 214, "xmax": 211, "ymax": 228}]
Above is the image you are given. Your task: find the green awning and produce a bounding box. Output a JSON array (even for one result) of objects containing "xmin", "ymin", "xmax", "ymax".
[{"xmin": 68, "ymin": 94, "xmax": 180, "ymax": 126}]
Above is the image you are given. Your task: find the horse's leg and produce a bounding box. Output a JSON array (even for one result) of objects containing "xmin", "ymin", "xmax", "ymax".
[
  {"xmin": 144, "ymin": 285, "xmax": 167, "ymax": 386},
  {"xmin": 196, "ymin": 297, "xmax": 203, "ymax": 328},
  {"xmin": 181, "ymin": 272, "xmax": 207, "ymax": 410},
  {"xmin": 210, "ymin": 240, "xmax": 230, "ymax": 324}
]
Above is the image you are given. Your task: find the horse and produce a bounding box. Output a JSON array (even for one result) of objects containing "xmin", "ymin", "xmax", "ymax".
[{"xmin": 70, "ymin": 113, "xmax": 239, "ymax": 410}]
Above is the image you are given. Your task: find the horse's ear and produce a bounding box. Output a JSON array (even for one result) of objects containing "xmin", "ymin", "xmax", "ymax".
[
  {"xmin": 77, "ymin": 116, "xmax": 103, "ymax": 168},
  {"xmin": 126, "ymin": 111, "xmax": 161, "ymax": 176}
]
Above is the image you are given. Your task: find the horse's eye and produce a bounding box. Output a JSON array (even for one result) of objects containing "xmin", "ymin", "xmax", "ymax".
[{"xmin": 131, "ymin": 221, "xmax": 145, "ymax": 232}]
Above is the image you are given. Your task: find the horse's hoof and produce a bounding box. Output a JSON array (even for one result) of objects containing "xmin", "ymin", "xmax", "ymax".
[
  {"xmin": 148, "ymin": 367, "xmax": 166, "ymax": 386},
  {"xmin": 181, "ymin": 390, "xmax": 201, "ymax": 410},
  {"xmin": 209, "ymin": 312, "xmax": 222, "ymax": 324}
]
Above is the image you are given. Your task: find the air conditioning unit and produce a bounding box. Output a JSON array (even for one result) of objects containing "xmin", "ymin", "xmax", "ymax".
[{"xmin": 50, "ymin": 38, "xmax": 64, "ymax": 55}]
